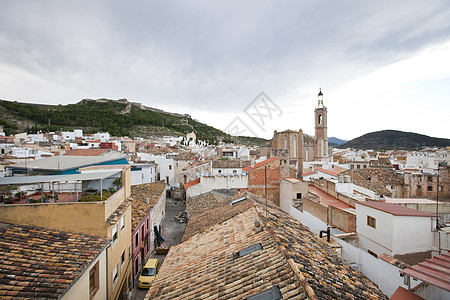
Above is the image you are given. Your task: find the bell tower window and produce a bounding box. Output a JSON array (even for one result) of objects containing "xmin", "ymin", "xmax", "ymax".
[{"xmin": 318, "ymin": 114, "xmax": 322, "ymax": 125}]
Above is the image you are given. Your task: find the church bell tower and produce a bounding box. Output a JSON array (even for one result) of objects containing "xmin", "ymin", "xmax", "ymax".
[{"xmin": 314, "ymin": 89, "xmax": 328, "ymax": 160}]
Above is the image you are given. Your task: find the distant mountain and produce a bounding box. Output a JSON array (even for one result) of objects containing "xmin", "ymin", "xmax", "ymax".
[
  {"xmin": 339, "ymin": 130, "xmax": 450, "ymax": 150},
  {"xmin": 0, "ymin": 98, "xmax": 269, "ymax": 146},
  {"xmin": 328, "ymin": 137, "xmax": 347, "ymax": 146}
]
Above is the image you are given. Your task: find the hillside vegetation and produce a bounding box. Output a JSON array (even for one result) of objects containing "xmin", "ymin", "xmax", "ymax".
[
  {"xmin": 0, "ymin": 98, "xmax": 269, "ymax": 146},
  {"xmin": 339, "ymin": 130, "xmax": 450, "ymax": 150}
]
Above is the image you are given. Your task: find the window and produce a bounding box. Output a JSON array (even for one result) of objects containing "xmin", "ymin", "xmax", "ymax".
[
  {"xmin": 233, "ymin": 170, "xmax": 237, "ymax": 174},
  {"xmin": 169, "ymin": 165, "xmax": 172, "ymax": 170},
  {"xmin": 120, "ymin": 215, "xmax": 125, "ymax": 230},
  {"xmin": 135, "ymin": 232, "xmax": 139, "ymax": 248},
  {"xmin": 417, "ymin": 185, "xmax": 421, "ymax": 190},
  {"xmin": 89, "ymin": 261, "xmax": 100, "ymax": 296},
  {"xmin": 237, "ymin": 243, "xmax": 263, "ymax": 258},
  {"xmin": 367, "ymin": 216, "xmax": 376, "ymax": 228},
  {"xmin": 166, "ymin": 176, "xmax": 169, "ymax": 183},
  {"xmin": 121, "ymin": 250, "xmax": 126, "ymax": 268},
  {"xmin": 113, "ymin": 264, "xmax": 118, "ymax": 283},
  {"xmin": 247, "ymin": 286, "xmax": 281, "ymax": 300},
  {"xmin": 112, "ymin": 225, "xmax": 118, "ymax": 243},
  {"xmin": 135, "ymin": 257, "xmax": 139, "ymax": 276},
  {"xmin": 218, "ymin": 170, "xmax": 222, "ymax": 174},
  {"xmin": 428, "ymin": 186, "xmax": 433, "ymax": 191},
  {"xmin": 296, "ymin": 193, "xmax": 302, "ymax": 199},
  {"xmin": 368, "ymin": 249, "xmax": 378, "ymax": 258}
]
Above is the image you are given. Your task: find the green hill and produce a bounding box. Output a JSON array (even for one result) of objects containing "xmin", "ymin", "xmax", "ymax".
[
  {"xmin": 0, "ymin": 98, "xmax": 269, "ymax": 146},
  {"xmin": 339, "ymin": 130, "xmax": 450, "ymax": 150}
]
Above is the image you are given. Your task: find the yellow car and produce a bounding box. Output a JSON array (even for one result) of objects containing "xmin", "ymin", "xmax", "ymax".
[{"xmin": 137, "ymin": 258, "xmax": 160, "ymax": 288}]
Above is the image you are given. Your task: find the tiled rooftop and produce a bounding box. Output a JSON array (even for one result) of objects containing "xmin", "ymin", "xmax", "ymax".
[
  {"xmin": 308, "ymin": 186, "xmax": 353, "ymax": 210},
  {"xmin": 357, "ymin": 201, "xmax": 435, "ymax": 217},
  {"xmin": 181, "ymin": 160, "xmax": 210, "ymax": 171},
  {"xmin": 146, "ymin": 192, "xmax": 387, "ymax": 299},
  {"xmin": 183, "ymin": 192, "xmax": 254, "ymax": 242},
  {"xmin": 212, "ymin": 159, "xmax": 251, "ymax": 169},
  {"xmin": 315, "ymin": 167, "xmax": 339, "ymax": 177},
  {"xmin": 106, "ymin": 197, "xmax": 132, "ymax": 226},
  {"xmin": 184, "ymin": 178, "xmax": 200, "ymax": 190},
  {"xmin": 175, "ymin": 152, "xmax": 198, "ymax": 161},
  {"xmin": 146, "ymin": 208, "xmax": 308, "ymax": 300},
  {"xmin": 64, "ymin": 148, "xmax": 110, "ymax": 156},
  {"xmin": 0, "ymin": 223, "xmax": 108, "ymax": 298},
  {"xmin": 242, "ymin": 158, "xmax": 279, "ymax": 172},
  {"xmin": 130, "ymin": 181, "xmax": 167, "ymax": 231},
  {"xmin": 345, "ymin": 168, "xmax": 403, "ymax": 185}
]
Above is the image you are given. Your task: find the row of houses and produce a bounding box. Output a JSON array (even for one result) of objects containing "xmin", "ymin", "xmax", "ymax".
[{"xmin": 0, "ymin": 164, "xmax": 167, "ymax": 299}]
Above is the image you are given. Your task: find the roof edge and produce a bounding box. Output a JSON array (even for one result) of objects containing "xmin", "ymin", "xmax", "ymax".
[{"xmin": 255, "ymin": 208, "xmax": 318, "ymax": 300}]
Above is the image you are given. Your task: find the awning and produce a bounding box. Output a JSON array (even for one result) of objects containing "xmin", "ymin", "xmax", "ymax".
[
  {"xmin": 0, "ymin": 170, "xmax": 121, "ymax": 185},
  {"xmin": 399, "ymin": 252, "xmax": 450, "ymax": 292}
]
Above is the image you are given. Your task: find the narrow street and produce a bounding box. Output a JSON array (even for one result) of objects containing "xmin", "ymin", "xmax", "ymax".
[{"xmin": 130, "ymin": 198, "xmax": 187, "ymax": 300}]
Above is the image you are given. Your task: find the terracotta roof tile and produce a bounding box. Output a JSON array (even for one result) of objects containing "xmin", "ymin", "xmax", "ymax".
[
  {"xmin": 130, "ymin": 181, "xmax": 167, "ymax": 231},
  {"xmin": 0, "ymin": 223, "xmax": 108, "ymax": 298},
  {"xmin": 64, "ymin": 149, "xmax": 110, "ymax": 156},
  {"xmin": 183, "ymin": 192, "xmax": 254, "ymax": 242},
  {"xmin": 146, "ymin": 192, "xmax": 387, "ymax": 300},
  {"xmin": 175, "ymin": 152, "xmax": 198, "ymax": 161},
  {"xmin": 146, "ymin": 208, "xmax": 307, "ymax": 300},
  {"xmin": 184, "ymin": 179, "xmax": 200, "ymax": 190},
  {"xmin": 315, "ymin": 167, "xmax": 338, "ymax": 177},
  {"xmin": 212, "ymin": 160, "xmax": 251, "ymax": 169},
  {"xmin": 242, "ymin": 158, "xmax": 279, "ymax": 172}
]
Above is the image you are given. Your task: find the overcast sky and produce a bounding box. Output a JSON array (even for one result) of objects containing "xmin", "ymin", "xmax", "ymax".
[{"xmin": 1, "ymin": 1, "xmax": 449, "ymax": 140}]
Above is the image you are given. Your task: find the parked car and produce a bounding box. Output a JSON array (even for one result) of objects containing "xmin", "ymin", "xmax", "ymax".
[{"xmin": 137, "ymin": 258, "xmax": 160, "ymax": 289}]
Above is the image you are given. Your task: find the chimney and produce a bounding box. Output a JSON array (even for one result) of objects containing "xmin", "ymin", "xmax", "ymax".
[{"xmin": 251, "ymin": 158, "xmax": 255, "ymax": 168}]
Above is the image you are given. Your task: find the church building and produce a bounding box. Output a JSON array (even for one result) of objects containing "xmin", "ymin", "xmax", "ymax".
[{"xmin": 272, "ymin": 89, "xmax": 331, "ymax": 176}]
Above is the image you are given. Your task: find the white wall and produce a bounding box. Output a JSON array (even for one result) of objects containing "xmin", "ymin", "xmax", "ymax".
[
  {"xmin": 392, "ymin": 216, "xmax": 433, "ymax": 255},
  {"xmin": 290, "ymin": 206, "xmax": 327, "ymax": 234},
  {"xmin": 137, "ymin": 153, "xmax": 174, "ymax": 187},
  {"xmin": 62, "ymin": 248, "xmax": 108, "ymax": 300},
  {"xmin": 212, "ymin": 168, "xmax": 245, "ymax": 175},
  {"xmin": 186, "ymin": 174, "xmax": 247, "ymax": 198},
  {"xmin": 149, "ymin": 191, "xmax": 166, "ymax": 253},
  {"xmin": 130, "ymin": 165, "xmax": 157, "ymax": 186},
  {"xmin": 356, "ymin": 204, "xmax": 394, "ymax": 256},
  {"xmin": 336, "ymin": 237, "xmax": 420, "ymax": 298},
  {"xmin": 291, "ymin": 205, "xmax": 421, "ymax": 298}
]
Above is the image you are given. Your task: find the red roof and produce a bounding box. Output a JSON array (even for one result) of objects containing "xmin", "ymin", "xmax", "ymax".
[
  {"xmin": 184, "ymin": 179, "xmax": 200, "ymax": 190},
  {"xmin": 302, "ymin": 171, "xmax": 315, "ymax": 177},
  {"xmin": 64, "ymin": 149, "xmax": 109, "ymax": 156},
  {"xmin": 358, "ymin": 201, "xmax": 435, "ymax": 217},
  {"xmin": 390, "ymin": 287, "xmax": 425, "ymax": 300},
  {"xmin": 400, "ymin": 252, "xmax": 450, "ymax": 292},
  {"xmin": 315, "ymin": 167, "xmax": 338, "ymax": 177},
  {"xmin": 308, "ymin": 186, "xmax": 352, "ymax": 210},
  {"xmin": 242, "ymin": 158, "xmax": 279, "ymax": 171}
]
